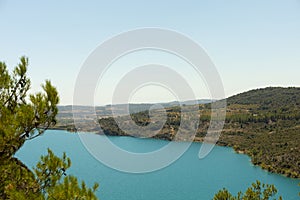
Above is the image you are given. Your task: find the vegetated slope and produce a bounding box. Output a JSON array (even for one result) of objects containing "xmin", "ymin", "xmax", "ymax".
[
  {"xmin": 227, "ymin": 87, "xmax": 300, "ymax": 109},
  {"xmin": 220, "ymin": 87, "xmax": 300, "ymax": 178},
  {"xmin": 99, "ymin": 87, "xmax": 300, "ymax": 178}
]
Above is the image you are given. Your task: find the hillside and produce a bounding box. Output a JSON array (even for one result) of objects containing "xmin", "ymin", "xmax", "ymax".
[
  {"xmin": 227, "ymin": 87, "xmax": 300, "ymax": 106},
  {"xmin": 220, "ymin": 87, "xmax": 300, "ymax": 178},
  {"xmin": 97, "ymin": 87, "xmax": 300, "ymax": 178}
]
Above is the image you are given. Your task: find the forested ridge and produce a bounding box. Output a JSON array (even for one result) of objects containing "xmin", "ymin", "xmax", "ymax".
[{"xmin": 99, "ymin": 87, "xmax": 300, "ymax": 178}]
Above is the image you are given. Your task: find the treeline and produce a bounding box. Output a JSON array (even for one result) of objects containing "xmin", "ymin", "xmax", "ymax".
[{"xmin": 225, "ymin": 112, "xmax": 300, "ymax": 124}]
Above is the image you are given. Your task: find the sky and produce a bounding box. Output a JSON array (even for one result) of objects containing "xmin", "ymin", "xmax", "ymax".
[{"xmin": 1, "ymin": 0, "xmax": 300, "ymax": 105}]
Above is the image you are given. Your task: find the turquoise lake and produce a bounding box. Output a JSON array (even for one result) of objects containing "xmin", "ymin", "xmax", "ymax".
[{"xmin": 16, "ymin": 130, "xmax": 299, "ymax": 199}]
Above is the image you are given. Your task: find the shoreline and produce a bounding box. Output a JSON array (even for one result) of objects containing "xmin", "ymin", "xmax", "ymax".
[{"xmin": 48, "ymin": 127, "xmax": 300, "ymax": 179}]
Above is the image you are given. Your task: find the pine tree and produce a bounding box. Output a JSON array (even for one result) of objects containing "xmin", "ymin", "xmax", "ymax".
[{"xmin": 0, "ymin": 57, "xmax": 99, "ymax": 199}]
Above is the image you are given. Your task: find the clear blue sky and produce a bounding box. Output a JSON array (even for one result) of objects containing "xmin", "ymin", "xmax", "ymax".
[{"xmin": 1, "ymin": 0, "xmax": 300, "ymax": 105}]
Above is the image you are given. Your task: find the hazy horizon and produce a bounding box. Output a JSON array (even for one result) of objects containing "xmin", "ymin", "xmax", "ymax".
[
  {"xmin": 57, "ymin": 85, "xmax": 298, "ymax": 106},
  {"xmin": 1, "ymin": 1, "xmax": 299, "ymax": 105}
]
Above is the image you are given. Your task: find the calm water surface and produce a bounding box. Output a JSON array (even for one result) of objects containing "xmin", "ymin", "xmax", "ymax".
[{"xmin": 16, "ymin": 130, "xmax": 299, "ymax": 200}]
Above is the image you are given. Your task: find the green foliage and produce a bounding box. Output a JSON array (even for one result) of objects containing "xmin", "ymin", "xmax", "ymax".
[
  {"xmin": 0, "ymin": 158, "xmax": 42, "ymax": 199},
  {"xmin": 213, "ymin": 180, "xmax": 282, "ymax": 200},
  {"xmin": 48, "ymin": 176, "xmax": 99, "ymax": 200},
  {"xmin": 0, "ymin": 57, "xmax": 99, "ymax": 199},
  {"xmin": 213, "ymin": 188, "xmax": 235, "ymax": 200},
  {"xmin": 0, "ymin": 57, "xmax": 59, "ymax": 158},
  {"xmin": 34, "ymin": 149, "xmax": 71, "ymax": 194},
  {"xmin": 35, "ymin": 149, "xmax": 99, "ymax": 200}
]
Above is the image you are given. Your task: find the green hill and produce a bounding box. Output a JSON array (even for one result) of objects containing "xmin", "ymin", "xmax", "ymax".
[
  {"xmin": 227, "ymin": 87, "xmax": 300, "ymax": 109},
  {"xmin": 221, "ymin": 87, "xmax": 300, "ymax": 178},
  {"xmin": 98, "ymin": 87, "xmax": 300, "ymax": 178}
]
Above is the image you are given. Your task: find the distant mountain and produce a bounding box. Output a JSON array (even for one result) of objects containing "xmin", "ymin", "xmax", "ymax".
[
  {"xmin": 55, "ymin": 99, "xmax": 213, "ymax": 132},
  {"xmin": 57, "ymin": 99, "xmax": 212, "ymax": 117}
]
